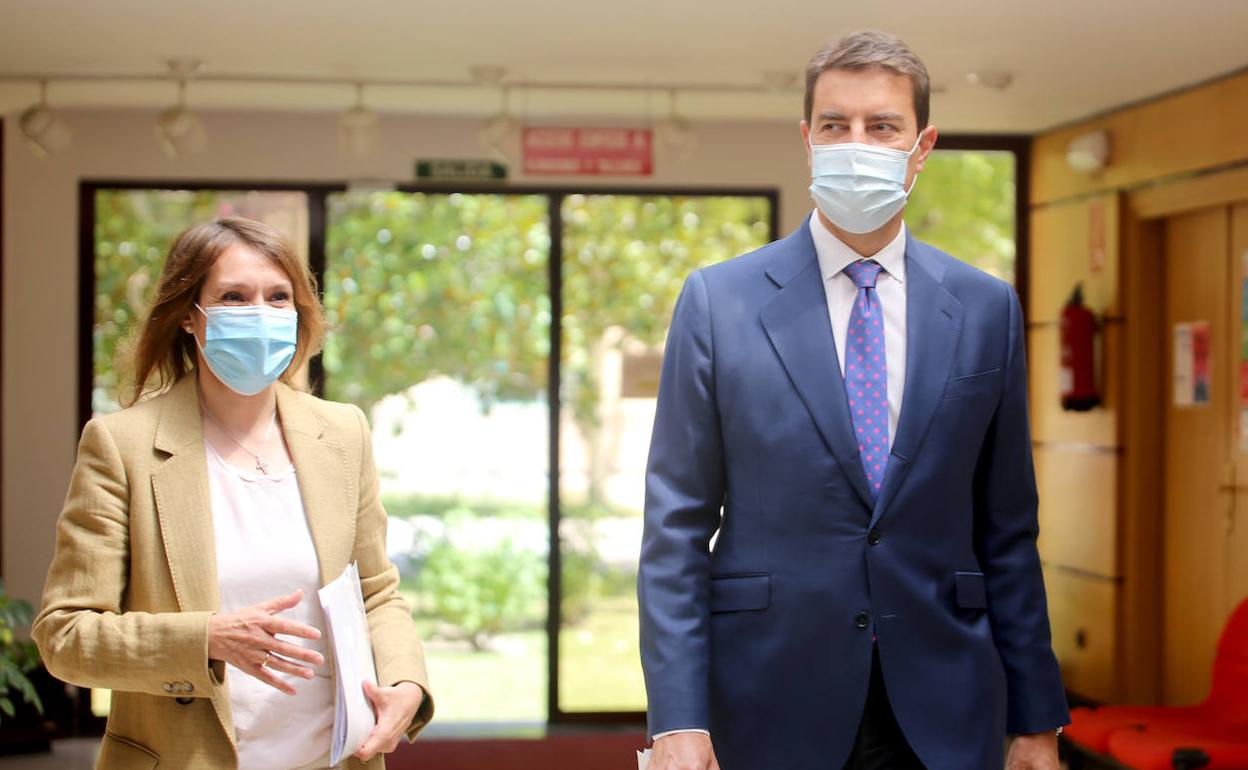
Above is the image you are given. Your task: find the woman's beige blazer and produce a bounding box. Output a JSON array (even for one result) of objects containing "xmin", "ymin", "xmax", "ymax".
[{"xmin": 33, "ymin": 376, "xmax": 434, "ymax": 769}]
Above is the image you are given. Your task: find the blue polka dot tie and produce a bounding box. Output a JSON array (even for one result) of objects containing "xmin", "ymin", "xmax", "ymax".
[{"xmin": 843, "ymin": 260, "xmax": 889, "ymax": 499}]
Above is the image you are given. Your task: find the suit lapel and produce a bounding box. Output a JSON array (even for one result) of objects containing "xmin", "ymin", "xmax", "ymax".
[
  {"xmin": 276, "ymin": 385, "xmax": 353, "ymax": 586},
  {"xmin": 760, "ymin": 223, "xmax": 875, "ymax": 509},
  {"xmin": 151, "ymin": 376, "xmax": 221, "ymax": 613},
  {"xmin": 871, "ymin": 236, "xmax": 964, "ymax": 526}
]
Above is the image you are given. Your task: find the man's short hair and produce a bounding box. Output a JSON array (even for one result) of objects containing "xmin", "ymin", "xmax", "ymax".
[{"xmin": 804, "ymin": 30, "xmax": 931, "ymax": 130}]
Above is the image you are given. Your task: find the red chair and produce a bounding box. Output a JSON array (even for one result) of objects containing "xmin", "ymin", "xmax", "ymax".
[
  {"xmin": 1064, "ymin": 598, "xmax": 1248, "ymax": 769},
  {"xmin": 1106, "ymin": 723, "xmax": 1248, "ymax": 770}
]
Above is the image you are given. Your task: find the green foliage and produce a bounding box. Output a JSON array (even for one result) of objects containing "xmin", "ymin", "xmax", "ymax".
[
  {"xmin": 906, "ymin": 150, "xmax": 1016, "ymax": 282},
  {"xmin": 0, "ymin": 581, "xmax": 42, "ymax": 722},
  {"xmin": 560, "ymin": 195, "xmax": 772, "ymax": 429},
  {"xmin": 322, "ymin": 192, "xmax": 553, "ymax": 416},
  {"xmin": 420, "ymin": 530, "xmax": 547, "ymax": 651}
]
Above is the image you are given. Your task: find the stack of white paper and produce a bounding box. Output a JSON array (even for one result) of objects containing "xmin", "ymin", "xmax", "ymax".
[{"xmin": 318, "ymin": 562, "xmax": 379, "ymax": 766}]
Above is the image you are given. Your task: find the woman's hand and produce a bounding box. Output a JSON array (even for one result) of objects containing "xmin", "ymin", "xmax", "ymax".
[
  {"xmin": 354, "ymin": 680, "xmax": 426, "ymax": 761},
  {"xmin": 207, "ymin": 589, "xmax": 324, "ymax": 696}
]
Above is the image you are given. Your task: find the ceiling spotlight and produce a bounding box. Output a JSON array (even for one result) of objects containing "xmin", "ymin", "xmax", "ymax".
[
  {"xmin": 656, "ymin": 90, "xmax": 695, "ymax": 162},
  {"xmin": 762, "ymin": 70, "xmax": 799, "ymax": 91},
  {"xmin": 339, "ymin": 83, "xmax": 379, "ymax": 160},
  {"xmin": 965, "ymin": 71, "xmax": 1013, "ymax": 90},
  {"xmin": 479, "ymin": 86, "xmax": 520, "ymax": 163},
  {"xmin": 469, "ymin": 65, "xmax": 508, "ymax": 85},
  {"xmin": 19, "ymin": 80, "xmax": 72, "ymax": 158},
  {"xmin": 155, "ymin": 60, "xmax": 206, "ymax": 158}
]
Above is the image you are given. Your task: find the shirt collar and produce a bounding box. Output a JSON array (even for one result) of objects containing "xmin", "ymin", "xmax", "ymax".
[{"xmin": 809, "ymin": 211, "xmax": 907, "ymax": 285}]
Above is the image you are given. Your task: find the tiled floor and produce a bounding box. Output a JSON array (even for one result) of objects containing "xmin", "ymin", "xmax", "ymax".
[
  {"xmin": 4, "ymin": 737, "xmax": 1073, "ymax": 769},
  {"xmin": 3, "ymin": 738, "xmax": 97, "ymax": 770}
]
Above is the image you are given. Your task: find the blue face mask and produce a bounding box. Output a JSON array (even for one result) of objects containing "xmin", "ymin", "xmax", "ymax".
[
  {"xmin": 809, "ymin": 132, "xmax": 923, "ymax": 234},
  {"xmin": 195, "ymin": 304, "xmax": 298, "ymax": 396}
]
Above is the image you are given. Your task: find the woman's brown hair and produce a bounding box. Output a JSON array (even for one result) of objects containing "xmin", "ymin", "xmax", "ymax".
[{"xmin": 125, "ymin": 217, "xmax": 326, "ymax": 406}]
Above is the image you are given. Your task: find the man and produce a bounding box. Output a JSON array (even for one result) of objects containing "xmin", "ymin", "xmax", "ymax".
[{"xmin": 638, "ymin": 30, "xmax": 1069, "ymax": 770}]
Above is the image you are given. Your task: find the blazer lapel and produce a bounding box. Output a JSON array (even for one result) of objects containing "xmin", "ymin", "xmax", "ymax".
[
  {"xmin": 760, "ymin": 223, "xmax": 875, "ymax": 509},
  {"xmin": 276, "ymin": 385, "xmax": 353, "ymax": 587},
  {"xmin": 151, "ymin": 376, "xmax": 221, "ymax": 613},
  {"xmin": 871, "ymin": 236, "xmax": 964, "ymax": 526}
]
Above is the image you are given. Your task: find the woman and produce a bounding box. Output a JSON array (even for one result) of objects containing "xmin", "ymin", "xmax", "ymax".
[{"xmin": 33, "ymin": 218, "xmax": 433, "ymax": 769}]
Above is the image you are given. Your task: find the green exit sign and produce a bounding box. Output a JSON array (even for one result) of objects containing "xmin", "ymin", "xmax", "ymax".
[{"xmin": 415, "ymin": 159, "xmax": 507, "ymax": 181}]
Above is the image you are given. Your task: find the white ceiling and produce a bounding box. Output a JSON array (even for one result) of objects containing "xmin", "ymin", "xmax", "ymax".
[{"xmin": 1, "ymin": 0, "xmax": 1246, "ymax": 133}]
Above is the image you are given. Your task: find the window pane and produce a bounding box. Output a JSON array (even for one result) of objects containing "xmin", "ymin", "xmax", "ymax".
[
  {"xmin": 324, "ymin": 191, "xmax": 551, "ymax": 724},
  {"xmin": 558, "ymin": 194, "xmax": 772, "ymax": 713},
  {"xmin": 92, "ymin": 189, "xmax": 309, "ymax": 416},
  {"xmin": 905, "ymin": 150, "xmax": 1016, "ymax": 284}
]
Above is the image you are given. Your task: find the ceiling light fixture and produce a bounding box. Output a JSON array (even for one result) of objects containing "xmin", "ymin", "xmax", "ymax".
[
  {"xmin": 18, "ymin": 80, "xmax": 72, "ymax": 158},
  {"xmin": 479, "ymin": 83, "xmax": 520, "ymax": 163},
  {"xmin": 339, "ymin": 83, "xmax": 379, "ymax": 160},
  {"xmin": 155, "ymin": 59, "xmax": 206, "ymax": 158},
  {"xmin": 965, "ymin": 71, "xmax": 1014, "ymax": 90},
  {"xmin": 656, "ymin": 89, "xmax": 694, "ymax": 161},
  {"xmin": 762, "ymin": 70, "xmax": 799, "ymax": 91}
]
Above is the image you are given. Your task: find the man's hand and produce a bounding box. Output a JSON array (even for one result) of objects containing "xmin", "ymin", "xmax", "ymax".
[
  {"xmin": 649, "ymin": 732, "xmax": 720, "ymax": 770},
  {"xmin": 1006, "ymin": 732, "xmax": 1060, "ymax": 770}
]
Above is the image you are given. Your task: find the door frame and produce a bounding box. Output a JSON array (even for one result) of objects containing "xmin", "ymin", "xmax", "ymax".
[{"xmin": 1120, "ymin": 166, "xmax": 1248, "ymax": 703}]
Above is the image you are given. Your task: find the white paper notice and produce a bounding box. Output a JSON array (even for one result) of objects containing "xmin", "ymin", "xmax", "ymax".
[
  {"xmin": 318, "ymin": 562, "xmax": 378, "ymax": 766},
  {"xmin": 637, "ymin": 748, "xmax": 651, "ymax": 769}
]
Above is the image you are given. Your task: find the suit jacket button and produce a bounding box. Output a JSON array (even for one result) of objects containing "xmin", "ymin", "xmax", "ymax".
[
  {"xmin": 182, "ymin": 682, "xmax": 194, "ymax": 693},
  {"xmin": 162, "ymin": 682, "xmax": 174, "ymax": 693},
  {"xmin": 855, "ymin": 611, "xmax": 870, "ymax": 629},
  {"xmin": 176, "ymin": 696, "xmax": 194, "ymax": 705},
  {"xmin": 867, "ymin": 529, "xmax": 881, "ymax": 545}
]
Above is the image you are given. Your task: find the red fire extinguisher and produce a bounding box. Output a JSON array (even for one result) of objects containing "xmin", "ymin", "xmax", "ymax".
[{"xmin": 1060, "ymin": 283, "xmax": 1100, "ymax": 412}]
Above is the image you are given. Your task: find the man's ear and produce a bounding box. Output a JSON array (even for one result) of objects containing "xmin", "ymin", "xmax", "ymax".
[{"xmin": 913, "ymin": 125, "xmax": 938, "ymax": 173}]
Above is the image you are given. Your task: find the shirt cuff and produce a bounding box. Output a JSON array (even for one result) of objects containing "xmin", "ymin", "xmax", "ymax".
[{"xmin": 653, "ymin": 728, "xmax": 711, "ymax": 740}]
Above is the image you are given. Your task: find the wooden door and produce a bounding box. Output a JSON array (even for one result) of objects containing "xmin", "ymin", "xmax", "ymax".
[
  {"xmin": 1230, "ymin": 203, "xmax": 1248, "ymax": 613},
  {"xmin": 1162, "ymin": 206, "xmax": 1231, "ymax": 705}
]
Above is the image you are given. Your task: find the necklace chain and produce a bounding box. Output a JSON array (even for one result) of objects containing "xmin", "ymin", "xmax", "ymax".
[{"xmin": 200, "ymin": 403, "xmax": 278, "ymax": 475}]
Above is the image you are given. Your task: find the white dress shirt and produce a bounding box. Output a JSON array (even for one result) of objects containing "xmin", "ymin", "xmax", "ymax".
[
  {"xmin": 652, "ymin": 215, "xmax": 911, "ymax": 742},
  {"xmin": 810, "ymin": 213, "xmax": 908, "ymax": 450},
  {"xmin": 207, "ymin": 442, "xmax": 335, "ymax": 770}
]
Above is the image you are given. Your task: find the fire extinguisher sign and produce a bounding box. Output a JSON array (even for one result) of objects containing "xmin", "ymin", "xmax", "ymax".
[{"xmin": 1173, "ymin": 321, "xmax": 1212, "ymax": 408}]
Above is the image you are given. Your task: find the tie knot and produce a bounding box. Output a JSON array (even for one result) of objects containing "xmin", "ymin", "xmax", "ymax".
[{"xmin": 844, "ymin": 259, "xmax": 884, "ymax": 289}]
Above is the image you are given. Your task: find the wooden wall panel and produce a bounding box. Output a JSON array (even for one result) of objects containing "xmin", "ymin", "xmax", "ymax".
[
  {"xmin": 1030, "ymin": 196, "xmax": 1120, "ymax": 324},
  {"xmin": 1044, "ymin": 567, "xmax": 1119, "ymax": 702},
  {"xmin": 1117, "ymin": 208, "xmax": 1164, "ymax": 704},
  {"xmin": 1231, "ymin": 491, "xmax": 1248, "ymax": 614},
  {"xmin": 1032, "ymin": 72, "xmax": 1248, "ymax": 205},
  {"xmin": 1036, "ymin": 447, "xmax": 1118, "ymax": 578},
  {"xmin": 1029, "ymin": 323, "xmax": 1119, "ymax": 447}
]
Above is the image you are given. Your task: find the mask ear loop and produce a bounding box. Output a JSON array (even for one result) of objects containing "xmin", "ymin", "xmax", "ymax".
[{"xmin": 901, "ymin": 128, "xmax": 930, "ymax": 197}]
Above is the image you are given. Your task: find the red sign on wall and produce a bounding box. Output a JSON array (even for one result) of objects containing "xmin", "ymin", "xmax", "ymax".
[{"xmin": 523, "ymin": 127, "xmax": 653, "ymax": 176}]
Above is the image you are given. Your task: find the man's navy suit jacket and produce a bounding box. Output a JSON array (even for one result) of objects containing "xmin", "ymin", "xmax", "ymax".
[{"xmin": 638, "ymin": 219, "xmax": 1069, "ymax": 770}]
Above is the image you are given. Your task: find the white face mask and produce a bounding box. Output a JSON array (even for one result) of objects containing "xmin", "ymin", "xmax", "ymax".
[{"xmin": 808, "ymin": 132, "xmax": 924, "ymax": 234}]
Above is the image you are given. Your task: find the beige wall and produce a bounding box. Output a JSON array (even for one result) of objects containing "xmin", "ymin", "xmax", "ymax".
[
  {"xmin": 1030, "ymin": 69, "xmax": 1248, "ymax": 704},
  {"xmin": 1, "ymin": 108, "xmax": 812, "ymax": 603}
]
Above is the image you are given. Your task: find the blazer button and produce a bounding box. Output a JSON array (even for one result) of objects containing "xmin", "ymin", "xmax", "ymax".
[
  {"xmin": 867, "ymin": 529, "xmax": 881, "ymax": 545},
  {"xmin": 176, "ymin": 696, "xmax": 194, "ymax": 705},
  {"xmin": 182, "ymin": 682, "xmax": 194, "ymax": 693},
  {"xmin": 855, "ymin": 611, "xmax": 871, "ymax": 629},
  {"xmin": 162, "ymin": 682, "xmax": 175, "ymax": 693}
]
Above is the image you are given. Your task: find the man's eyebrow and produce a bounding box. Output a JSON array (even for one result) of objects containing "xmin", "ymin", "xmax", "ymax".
[
  {"xmin": 815, "ymin": 111, "xmax": 848, "ymax": 122},
  {"xmin": 867, "ymin": 112, "xmax": 906, "ymax": 123}
]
